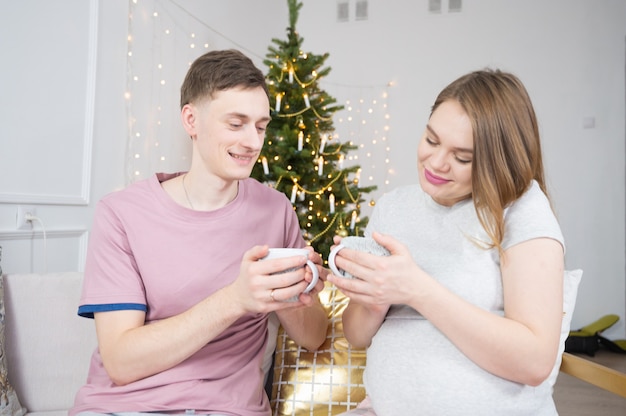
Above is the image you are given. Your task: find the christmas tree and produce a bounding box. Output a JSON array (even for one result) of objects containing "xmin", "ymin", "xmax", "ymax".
[{"xmin": 251, "ymin": 0, "xmax": 376, "ymax": 261}]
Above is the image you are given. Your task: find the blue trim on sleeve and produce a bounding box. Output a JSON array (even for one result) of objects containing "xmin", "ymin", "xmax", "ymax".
[{"xmin": 78, "ymin": 303, "xmax": 147, "ymax": 319}]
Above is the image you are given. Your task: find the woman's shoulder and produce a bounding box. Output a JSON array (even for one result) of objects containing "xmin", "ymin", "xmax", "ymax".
[
  {"xmin": 507, "ymin": 180, "xmax": 551, "ymax": 214},
  {"xmin": 503, "ymin": 180, "xmax": 564, "ymax": 249}
]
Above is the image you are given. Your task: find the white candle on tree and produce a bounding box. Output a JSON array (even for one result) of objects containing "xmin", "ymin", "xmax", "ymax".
[
  {"xmin": 262, "ymin": 157, "xmax": 269, "ymax": 175},
  {"xmin": 350, "ymin": 211, "xmax": 357, "ymax": 230},
  {"xmin": 319, "ymin": 134, "xmax": 327, "ymax": 153},
  {"xmin": 275, "ymin": 93, "xmax": 282, "ymax": 112},
  {"xmin": 290, "ymin": 184, "xmax": 297, "ymax": 203},
  {"xmin": 297, "ymin": 131, "xmax": 304, "ymax": 151}
]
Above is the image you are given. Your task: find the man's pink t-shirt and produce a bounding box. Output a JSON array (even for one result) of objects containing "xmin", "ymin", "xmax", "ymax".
[{"xmin": 71, "ymin": 173, "xmax": 304, "ymax": 416}]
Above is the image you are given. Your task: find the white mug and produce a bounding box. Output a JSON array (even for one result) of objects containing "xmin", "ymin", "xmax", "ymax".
[
  {"xmin": 328, "ymin": 236, "xmax": 390, "ymax": 279},
  {"xmin": 261, "ymin": 248, "xmax": 319, "ymax": 301}
]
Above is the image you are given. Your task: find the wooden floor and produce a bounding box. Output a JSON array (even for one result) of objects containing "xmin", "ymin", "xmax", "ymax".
[{"xmin": 553, "ymin": 349, "xmax": 626, "ymax": 415}]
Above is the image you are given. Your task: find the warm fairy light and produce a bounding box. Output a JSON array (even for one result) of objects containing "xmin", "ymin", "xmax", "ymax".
[{"xmin": 125, "ymin": 0, "xmax": 395, "ymax": 201}]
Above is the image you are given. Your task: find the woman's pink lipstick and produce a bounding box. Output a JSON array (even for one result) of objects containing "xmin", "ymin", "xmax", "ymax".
[{"xmin": 424, "ymin": 169, "xmax": 450, "ymax": 185}]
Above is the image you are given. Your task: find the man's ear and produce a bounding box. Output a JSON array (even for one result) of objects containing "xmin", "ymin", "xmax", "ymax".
[{"xmin": 181, "ymin": 104, "xmax": 197, "ymax": 137}]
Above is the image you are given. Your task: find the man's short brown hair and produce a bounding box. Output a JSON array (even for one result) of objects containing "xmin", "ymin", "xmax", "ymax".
[{"xmin": 180, "ymin": 49, "xmax": 268, "ymax": 109}]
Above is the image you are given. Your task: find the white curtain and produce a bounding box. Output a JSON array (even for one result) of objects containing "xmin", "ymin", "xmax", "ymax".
[
  {"xmin": 124, "ymin": 0, "xmax": 394, "ymax": 209},
  {"xmin": 125, "ymin": 0, "xmax": 213, "ymax": 184}
]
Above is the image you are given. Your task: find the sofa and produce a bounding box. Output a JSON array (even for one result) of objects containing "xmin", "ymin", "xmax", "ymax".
[
  {"xmin": 0, "ymin": 272, "xmax": 365, "ymax": 416},
  {"xmin": 1, "ymin": 272, "xmax": 97, "ymax": 416},
  {"xmin": 0, "ymin": 270, "xmax": 581, "ymax": 416}
]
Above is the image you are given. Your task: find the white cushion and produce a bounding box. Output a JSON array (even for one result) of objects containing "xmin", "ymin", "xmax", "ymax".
[
  {"xmin": 547, "ymin": 269, "xmax": 583, "ymax": 387},
  {"xmin": 3, "ymin": 273, "xmax": 97, "ymax": 413}
]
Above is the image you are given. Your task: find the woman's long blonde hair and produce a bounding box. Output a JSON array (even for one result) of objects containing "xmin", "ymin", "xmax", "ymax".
[{"xmin": 431, "ymin": 69, "xmax": 550, "ymax": 255}]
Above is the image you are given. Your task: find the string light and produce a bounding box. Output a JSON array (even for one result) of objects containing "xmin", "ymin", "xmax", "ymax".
[
  {"xmin": 330, "ymin": 83, "xmax": 394, "ymax": 216},
  {"xmin": 125, "ymin": 0, "xmax": 394, "ymax": 212}
]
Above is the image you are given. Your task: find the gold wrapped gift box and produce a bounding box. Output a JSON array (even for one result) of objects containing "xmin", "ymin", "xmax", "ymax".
[{"xmin": 271, "ymin": 283, "xmax": 367, "ymax": 415}]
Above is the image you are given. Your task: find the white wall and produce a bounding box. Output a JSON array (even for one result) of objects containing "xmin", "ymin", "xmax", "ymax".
[
  {"xmin": 0, "ymin": 0, "xmax": 624, "ymax": 338},
  {"xmin": 291, "ymin": 1, "xmax": 626, "ymax": 338},
  {"xmin": 0, "ymin": 0, "xmax": 129, "ymax": 273}
]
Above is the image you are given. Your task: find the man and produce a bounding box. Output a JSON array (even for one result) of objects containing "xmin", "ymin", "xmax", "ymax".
[{"xmin": 71, "ymin": 49, "xmax": 328, "ymax": 416}]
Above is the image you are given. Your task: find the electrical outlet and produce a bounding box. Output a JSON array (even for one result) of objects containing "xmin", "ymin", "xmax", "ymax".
[{"xmin": 16, "ymin": 205, "xmax": 35, "ymax": 230}]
